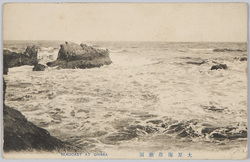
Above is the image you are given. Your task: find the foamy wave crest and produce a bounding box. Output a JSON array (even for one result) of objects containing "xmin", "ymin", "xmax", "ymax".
[{"xmin": 37, "ymin": 48, "xmax": 59, "ymax": 64}]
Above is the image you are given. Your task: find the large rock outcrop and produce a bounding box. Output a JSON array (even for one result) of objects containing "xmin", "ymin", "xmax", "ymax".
[
  {"xmin": 3, "ymin": 45, "xmax": 39, "ymax": 68},
  {"xmin": 47, "ymin": 42, "xmax": 112, "ymax": 69}
]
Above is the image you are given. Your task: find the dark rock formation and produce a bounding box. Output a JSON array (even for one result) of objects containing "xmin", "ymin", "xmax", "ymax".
[
  {"xmin": 211, "ymin": 64, "xmax": 228, "ymax": 70},
  {"xmin": 3, "ymin": 45, "xmax": 38, "ymax": 69},
  {"xmin": 3, "ymin": 105, "xmax": 65, "ymax": 152},
  {"xmin": 240, "ymin": 57, "xmax": 247, "ymax": 61},
  {"xmin": 33, "ymin": 64, "xmax": 47, "ymax": 71},
  {"xmin": 47, "ymin": 42, "xmax": 112, "ymax": 69},
  {"xmin": 3, "ymin": 61, "xmax": 8, "ymax": 75},
  {"xmin": 24, "ymin": 45, "xmax": 39, "ymax": 58},
  {"xmin": 3, "ymin": 79, "xmax": 6, "ymax": 102}
]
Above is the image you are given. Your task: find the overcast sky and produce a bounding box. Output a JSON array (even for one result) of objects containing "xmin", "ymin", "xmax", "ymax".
[{"xmin": 3, "ymin": 3, "xmax": 247, "ymax": 42}]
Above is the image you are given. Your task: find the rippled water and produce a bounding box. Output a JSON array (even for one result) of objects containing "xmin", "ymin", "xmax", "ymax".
[{"xmin": 4, "ymin": 41, "xmax": 247, "ymax": 153}]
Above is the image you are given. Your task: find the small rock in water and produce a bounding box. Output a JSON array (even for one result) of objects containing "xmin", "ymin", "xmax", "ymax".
[
  {"xmin": 211, "ymin": 64, "xmax": 228, "ymax": 70},
  {"xmin": 161, "ymin": 123, "xmax": 167, "ymax": 128},
  {"xmin": 33, "ymin": 64, "xmax": 47, "ymax": 71},
  {"xmin": 240, "ymin": 57, "xmax": 247, "ymax": 61}
]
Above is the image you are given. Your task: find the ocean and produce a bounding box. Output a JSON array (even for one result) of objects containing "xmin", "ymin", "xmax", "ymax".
[{"xmin": 3, "ymin": 41, "xmax": 248, "ymax": 154}]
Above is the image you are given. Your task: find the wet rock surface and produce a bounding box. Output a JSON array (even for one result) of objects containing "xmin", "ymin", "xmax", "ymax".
[{"xmin": 3, "ymin": 105, "xmax": 67, "ymax": 152}]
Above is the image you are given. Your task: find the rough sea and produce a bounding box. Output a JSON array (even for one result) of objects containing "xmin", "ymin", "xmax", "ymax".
[{"xmin": 3, "ymin": 41, "xmax": 248, "ymax": 155}]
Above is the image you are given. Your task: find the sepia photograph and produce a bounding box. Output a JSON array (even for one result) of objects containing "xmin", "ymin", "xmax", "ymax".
[{"xmin": 2, "ymin": 3, "xmax": 248, "ymax": 159}]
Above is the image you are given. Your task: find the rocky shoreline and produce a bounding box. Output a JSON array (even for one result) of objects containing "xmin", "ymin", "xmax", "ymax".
[
  {"xmin": 3, "ymin": 104, "xmax": 67, "ymax": 152},
  {"xmin": 3, "ymin": 65, "xmax": 75, "ymax": 152},
  {"xmin": 3, "ymin": 41, "xmax": 112, "ymax": 152},
  {"xmin": 3, "ymin": 41, "xmax": 247, "ymax": 153},
  {"xmin": 2, "ymin": 41, "xmax": 112, "ymax": 152}
]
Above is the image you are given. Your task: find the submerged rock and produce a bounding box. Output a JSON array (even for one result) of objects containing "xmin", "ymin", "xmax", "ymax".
[
  {"xmin": 3, "ymin": 45, "xmax": 39, "ymax": 68},
  {"xmin": 211, "ymin": 64, "xmax": 228, "ymax": 70},
  {"xmin": 33, "ymin": 64, "xmax": 47, "ymax": 71},
  {"xmin": 47, "ymin": 42, "xmax": 112, "ymax": 69},
  {"xmin": 240, "ymin": 57, "xmax": 247, "ymax": 61}
]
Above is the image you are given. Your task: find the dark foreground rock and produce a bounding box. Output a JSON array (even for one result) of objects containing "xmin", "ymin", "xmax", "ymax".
[
  {"xmin": 211, "ymin": 64, "xmax": 228, "ymax": 70},
  {"xmin": 47, "ymin": 42, "xmax": 112, "ymax": 69},
  {"xmin": 3, "ymin": 66, "xmax": 75, "ymax": 152},
  {"xmin": 3, "ymin": 45, "xmax": 39, "ymax": 68},
  {"xmin": 3, "ymin": 105, "xmax": 66, "ymax": 152},
  {"xmin": 33, "ymin": 64, "xmax": 47, "ymax": 71}
]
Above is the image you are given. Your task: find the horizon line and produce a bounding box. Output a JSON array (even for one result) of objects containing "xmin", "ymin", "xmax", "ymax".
[{"xmin": 3, "ymin": 40, "xmax": 248, "ymax": 43}]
